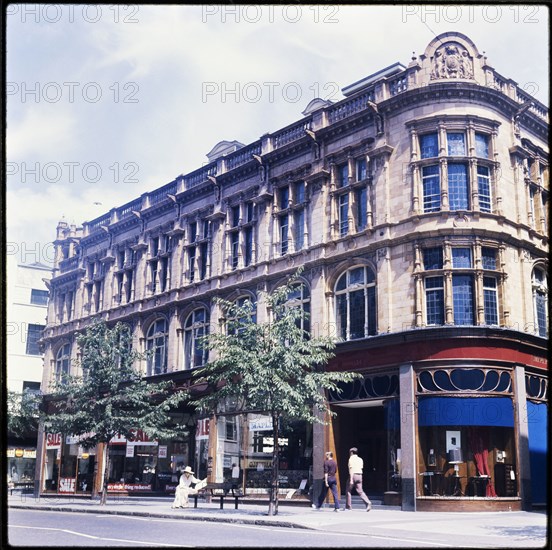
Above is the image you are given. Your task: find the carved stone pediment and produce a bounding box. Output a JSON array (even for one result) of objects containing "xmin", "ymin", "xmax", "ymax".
[{"xmin": 431, "ymin": 42, "xmax": 474, "ymax": 80}]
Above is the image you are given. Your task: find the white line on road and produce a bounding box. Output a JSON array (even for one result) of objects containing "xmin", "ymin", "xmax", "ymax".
[{"xmin": 10, "ymin": 525, "xmax": 192, "ymax": 547}]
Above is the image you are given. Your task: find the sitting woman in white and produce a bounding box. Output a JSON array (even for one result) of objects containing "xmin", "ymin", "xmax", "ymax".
[{"xmin": 171, "ymin": 466, "xmax": 206, "ymax": 508}]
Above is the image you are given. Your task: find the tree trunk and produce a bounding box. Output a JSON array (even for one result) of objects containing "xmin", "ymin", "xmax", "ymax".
[
  {"xmin": 268, "ymin": 414, "xmax": 279, "ymax": 516},
  {"xmin": 100, "ymin": 443, "xmax": 110, "ymax": 506}
]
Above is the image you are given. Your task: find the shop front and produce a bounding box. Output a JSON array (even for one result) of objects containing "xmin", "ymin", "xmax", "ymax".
[
  {"xmin": 202, "ymin": 412, "xmax": 313, "ymax": 497},
  {"xmin": 39, "ymin": 428, "xmax": 193, "ymax": 496},
  {"xmin": 7, "ymin": 447, "xmax": 37, "ymax": 492}
]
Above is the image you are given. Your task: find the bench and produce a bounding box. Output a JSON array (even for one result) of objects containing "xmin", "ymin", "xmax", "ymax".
[{"xmin": 193, "ymin": 482, "xmax": 244, "ymax": 510}]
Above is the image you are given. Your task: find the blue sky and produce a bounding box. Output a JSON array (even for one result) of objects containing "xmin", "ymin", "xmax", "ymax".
[{"xmin": 6, "ymin": 4, "xmax": 549, "ymax": 267}]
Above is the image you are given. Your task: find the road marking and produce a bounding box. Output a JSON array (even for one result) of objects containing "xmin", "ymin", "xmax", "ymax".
[{"xmin": 10, "ymin": 525, "xmax": 192, "ymax": 547}]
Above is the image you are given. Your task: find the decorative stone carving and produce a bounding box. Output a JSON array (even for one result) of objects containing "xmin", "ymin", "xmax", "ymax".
[{"xmin": 431, "ymin": 42, "xmax": 474, "ymax": 80}]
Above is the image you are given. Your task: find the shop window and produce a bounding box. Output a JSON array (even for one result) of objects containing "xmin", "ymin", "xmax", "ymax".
[
  {"xmin": 335, "ymin": 266, "xmax": 377, "ymax": 340},
  {"xmin": 417, "ymin": 397, "xmax": 515, "ymax": 498},
  {"xmin": 146, "ymin": 318, "xmax": 168, "ymax": 376}
]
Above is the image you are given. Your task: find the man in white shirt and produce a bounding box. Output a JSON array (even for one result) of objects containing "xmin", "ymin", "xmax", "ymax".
[{"xmin": 345, "ymin": 447, "xmax": 372, "ymax": 511}]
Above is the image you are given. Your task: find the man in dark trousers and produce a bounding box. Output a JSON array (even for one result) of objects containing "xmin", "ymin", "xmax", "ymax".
[
  {"xmin": 314, "ymin": 451, "xmax": 341, "ymax": 511},
  {"xmin": 345, "ymin": 447, "xmax": 372, "ymax": 511}
]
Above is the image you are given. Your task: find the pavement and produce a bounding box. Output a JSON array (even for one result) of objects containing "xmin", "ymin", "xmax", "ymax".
[{"xmin": 7, "ymin": 492, "xmax": 549, "ymax": 547}]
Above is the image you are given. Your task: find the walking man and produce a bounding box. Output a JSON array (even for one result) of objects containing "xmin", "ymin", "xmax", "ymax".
[
  {"xmin": 314, "ymin": 451, "xmax": 340, "ymax": 512},
  {"xmin": 345, "ymin": 447, "xmax": 372, "ymax": 511}
]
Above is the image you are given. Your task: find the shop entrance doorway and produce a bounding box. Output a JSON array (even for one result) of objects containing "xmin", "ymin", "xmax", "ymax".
[{"xmin": 333, "ymin": 402, "xmax": 389, "ymax": 496}]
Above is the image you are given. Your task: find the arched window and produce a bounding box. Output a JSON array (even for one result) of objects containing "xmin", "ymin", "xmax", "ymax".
[
  {"xmin": 532, "ymin": 267, "xmax": 548, "ymax": 337},
  {"xmin": 285, "ymin": 282, "xmax": 311, "ymax": 335},
  {"xmin": 335, "ymin": 266, "xmax": 377, "ymax": 340},
  {"xmin": 146, "ymin": 318, "xmax": 168, "ymax": 376},
  {"xmin": 55, "ymin": 343, "xmax": 71, "ymax": 382},
  {"xmin": 183, "ymin": 308, "xmax": 209, "ymax": 369}
]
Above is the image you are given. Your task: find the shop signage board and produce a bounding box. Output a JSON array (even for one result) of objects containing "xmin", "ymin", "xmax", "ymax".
[
  {"xmin": 7, "ymin": 449, "xmax": 36, "ymax": 458},
  {"xmin": 59, "ymin": 478, "xmax": 76, "ymax": 493},
  {"xmin": 196, "ymin": 418, "xmax": 210, "ymax": 440},
  {"xmin": 126, "ymin": 445, "xmax": 135, "ymax": 457},
  {"xmin": 249, "ymin": 417, "xmax": 273, "ymax": 431},
  {"xmin": 45, "ymin": 433, "xmax": 62, "ymax": 449},
  {"xmin": 111, "ymin": 429, "xmax": 158, "ymax": 445},
  {"xmin": 158, "ymin": 445, "xmax": 168, "ymax": 458},
  {"xmin": 244, "ymin": 458, "xmax": 272, "ymax": 469},
  {"xmin": 107, "ymin": 483, "xmax": 152, "ymax": 492}
]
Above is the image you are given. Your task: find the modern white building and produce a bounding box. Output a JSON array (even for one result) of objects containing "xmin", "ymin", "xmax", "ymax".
[{"xmin": 7, "ymin": 258, "xmax": 52, "ymax": 485}]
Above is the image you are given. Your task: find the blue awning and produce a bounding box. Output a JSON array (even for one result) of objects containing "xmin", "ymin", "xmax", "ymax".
[{"xmin": 418, "ymin": 396, "xmax": 514, "ymax": 427}]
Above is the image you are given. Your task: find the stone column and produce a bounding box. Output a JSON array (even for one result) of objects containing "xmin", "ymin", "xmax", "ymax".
[
  {"xmin": 513, "ymin": 366, "xmax": 532, "ymax": 511},
  {"xmin": 399, "ymin": 363, "xmax": 417, "ymax": 511}
]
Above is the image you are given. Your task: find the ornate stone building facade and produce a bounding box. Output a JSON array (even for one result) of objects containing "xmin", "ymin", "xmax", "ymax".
[{"xmin": 37, "ymin": 33, "xmax": 548, "ymax": 511}]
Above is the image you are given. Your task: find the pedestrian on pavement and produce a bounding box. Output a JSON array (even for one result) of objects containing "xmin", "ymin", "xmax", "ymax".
[
  {"xmin": 171, "ymin": 466, "xmax": 206, "ymax": 508},
  {"xmin": 314, "ymin": 451, "xmax": 341, "ymax": 512},
  {"xmin": 345, "ymin": 447, "xmax": 372, "ymax": 511}
]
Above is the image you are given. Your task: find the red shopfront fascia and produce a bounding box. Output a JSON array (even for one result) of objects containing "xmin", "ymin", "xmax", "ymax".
[{"xmin": 330, "ymin": 335, "xmax": 548, "ymax": 372}]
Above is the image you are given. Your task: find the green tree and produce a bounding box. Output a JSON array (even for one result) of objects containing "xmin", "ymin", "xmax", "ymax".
[
  {"xmin": 7, "ymin": 389, "xmax": 41, "ymax": 439},
  {"xmin": 192, "ymin": 269, "xmax": 360, "ymax": 516},
  {"xmin": 43, "ymin": 320, "xmax": 187, "ymax": 505}
]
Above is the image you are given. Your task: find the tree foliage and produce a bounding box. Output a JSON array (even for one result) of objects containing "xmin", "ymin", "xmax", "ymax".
[
  {"xmin": 192, "ymin": 268, "xmax": 360, "ymax": 515},
  {"xmin": 43, "ymin": 320, "xmax": 188, "ymax": 504},
  {"xmin": 7, "ymin": 390, "xmax": 41, "ymax": 439}
]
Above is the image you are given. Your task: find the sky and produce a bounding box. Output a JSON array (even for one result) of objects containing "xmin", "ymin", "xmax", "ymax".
[{"xmin": 6, "ymin": 4, "xmax": 550, "ymax": 269}]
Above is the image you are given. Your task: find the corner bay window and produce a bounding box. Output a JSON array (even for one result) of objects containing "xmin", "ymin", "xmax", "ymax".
[
  {"xmin": 335, "ymin": 266, "xmax": 377, "ymax": 340},
  {"xmin": 421, "ymin": 244, "xmax": 502, "ymax": 327},
  {"xmin": 414, "ymin": 126, "xmax": 494, "ymax": 215}
]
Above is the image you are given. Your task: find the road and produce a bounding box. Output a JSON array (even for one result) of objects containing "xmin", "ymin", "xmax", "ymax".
[
  {"xmin": 5, "ymin": 508, "xmax": 467, "ymax": 548},
  {"xmin": 8, "ymin": 507, "xmax": 548, "ymax": 548}
]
